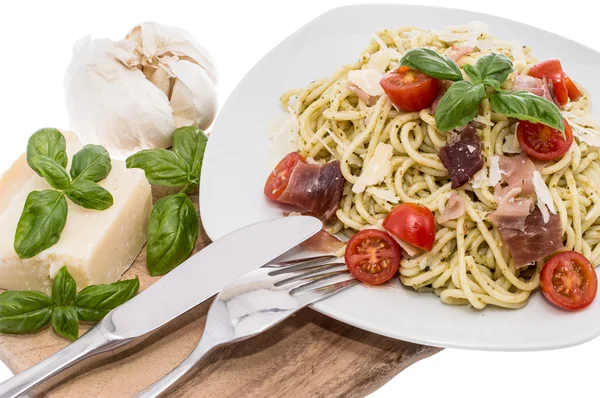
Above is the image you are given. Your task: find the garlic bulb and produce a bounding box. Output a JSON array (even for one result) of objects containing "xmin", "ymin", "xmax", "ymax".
[{"xmin": 64, "ymin": 22, "xmax": 218, "ymax": 156}]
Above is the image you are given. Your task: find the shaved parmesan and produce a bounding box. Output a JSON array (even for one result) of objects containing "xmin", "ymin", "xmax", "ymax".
[
  {"xmin": 367, "ymin": 187, "xmax": 400, "ymax": 203},
  {"xmin": 509, "ymin": 40, "xmax": 526, "ymax": 62},
  {"xmin": 532, "ymin": 171, "xmax": 556, "ymax": 223},
  {"xmin": 503, "ymin": 134, "xmax": 522, "ymax": 154},
  {"xmin": 489, "ymin": 156, "xmax": 501, "ymax": 186},
  {"xmin": 563, "ymin": 111, "xmax": 600, "ymax": 147},
  {"xmin": 472, "ymin": 115, "xmax": 494, "ymax": 126},
  {"xmin": 348, "ymin": 69, "xmax": 384, "ymax": 96},
  {"xmin": 352, "ymin": 143, "xmax": 393, "ymax": 193},
  {"xmin": 438, "ymin": 21, "xmax": 489, "ymax": 46},
  {"xmin": 467, "ymin": 145, "xmax": 476, "ymax": 153},
  {"xmin": 470, "ymin": 166, "xmax": 489, "ymax": 189},
  {"xmin": 366, "ymin": 49, "xmax": 402, "ymax": 73}
]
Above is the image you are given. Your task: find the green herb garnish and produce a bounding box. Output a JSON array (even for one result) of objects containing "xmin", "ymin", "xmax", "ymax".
[
  {"xmin": 400, "ymin": 49, "xmax": 564, "ymax": 133},
  {"xmin": 0, "ymin": 267, "xmax": 139, "ymax": 340},
  {"xmin": 126, "ymin": 126, "xmax": 207, "ymax": 276},
  {"xmin": 14, "ymin": 130, "xmax": 114, "ymax": 259}
]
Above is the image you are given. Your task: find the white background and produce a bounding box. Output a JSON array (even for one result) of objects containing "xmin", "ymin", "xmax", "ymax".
[{"xmin": 0, "ymin": 0, "xmax": 597, "ymax": 396}]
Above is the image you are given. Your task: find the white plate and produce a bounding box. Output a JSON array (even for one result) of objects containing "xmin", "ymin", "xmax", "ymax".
[{"xmin": 200, "ymin": 4, "xmax": 600, "ymax": 351}]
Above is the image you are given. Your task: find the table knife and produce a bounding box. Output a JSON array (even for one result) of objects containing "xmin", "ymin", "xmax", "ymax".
[{"xmin": 0, "ymin": 215, "xmax": 322, "ymax": 398}]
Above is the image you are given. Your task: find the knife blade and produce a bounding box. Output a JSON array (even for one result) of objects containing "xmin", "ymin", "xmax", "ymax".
[{"xmin": 0, "ymin": 215, "xmax": 322, "ymax": 398}]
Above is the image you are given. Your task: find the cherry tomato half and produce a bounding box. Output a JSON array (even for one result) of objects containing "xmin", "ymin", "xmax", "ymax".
[
  {"xmin": 516, "ymin": 118, "xmax": 573, "ymax": 161},
  {"xmin": 264, "ymin": 152, "xmax": 306, "ymax": 200},
  {"xmin": 380, "ymin": 66, "xmax": 440, "ymax": 112},
  {"xmin": 383, "ymin": 203, "xmax": 436, "ymax": 252},
  {"xmin": 529, "ymin": 59, "xmax": 581, "ymax": 106},
  {"xmin": 345, "ymin": 229, "xmax": 402, "ymax": 285},
  {"xmin": 540, "ymin": 251, "xmax": 598, "ymax": 311}
]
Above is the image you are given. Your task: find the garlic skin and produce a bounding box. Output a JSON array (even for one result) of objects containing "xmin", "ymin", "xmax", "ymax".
[{"xmin": 64, "ymin": 22, "xmax": 218, "ymax": 156}]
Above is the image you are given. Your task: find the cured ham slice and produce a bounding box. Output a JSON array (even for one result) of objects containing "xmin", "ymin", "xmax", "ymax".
[
  {"xmin": 488, "ymin": 186, "xmax": 533, "ymax": 231},
  {"xmin": 438, "ymin": 124, "xmax": 484, "ymax": 188},
  {"xmin": 300, "ymin": 230, "xmax": 344, "ymax": 253},
  {"xmin": 495, "ymin": 208, "xmax": 563, "ymax": 267},
  {"xmin": 438, "ymin": 192, "xmax": 466, "ymax": 223},
  {"xmin": 498, "ymin": 154, "xmax": 536, "ymax": 196},
  {"xmin": 347, "ymin": 82, "xmax": 378, "ymax": 106},
  {"xmin": 512, "ymin": 74, "xmax": 557, "ymax": 104},
  {"xmin": 278, "ymin": 160, "xmax": 344, "ymax": 220},
  {"xmin": 446, "ymin": 45, "xmax": 474, "ymax": 62}
]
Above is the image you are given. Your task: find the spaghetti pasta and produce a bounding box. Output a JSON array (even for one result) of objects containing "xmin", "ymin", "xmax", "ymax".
[{"xmin": 278, "ymin": 22, "xmax": 600, "ymax": 309}]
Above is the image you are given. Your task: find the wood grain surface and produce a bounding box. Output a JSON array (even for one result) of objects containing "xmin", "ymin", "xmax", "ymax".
[{"xmin": 0, "ymin": 187, "xmax": 441, "ymax": 397}]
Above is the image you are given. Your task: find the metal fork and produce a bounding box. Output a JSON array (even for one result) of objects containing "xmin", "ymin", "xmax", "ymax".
[{"xmin": 135, "ymin": 255, "xmax": 357, "ymax": 397}]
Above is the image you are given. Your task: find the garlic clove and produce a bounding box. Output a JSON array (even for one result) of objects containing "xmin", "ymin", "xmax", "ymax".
[
  {"xmin": 167, "ymin": 59, "xmax": 217, "ymax": 130},
  {"xmin": 65, "ymin": 36, "xmax": 176, "ymax": 156},
  {"xmin": 126, "ymin": 22, "xmax": 218, "ymax": 85},
  {"xmin": 148, "ymin": 66, "xmax": 173, "ymax": 98}
]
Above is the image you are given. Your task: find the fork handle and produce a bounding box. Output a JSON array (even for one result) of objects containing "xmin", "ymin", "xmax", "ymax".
[{"xmin": 134, "ymin": 338, "xmax": 219, "ymax": 398}]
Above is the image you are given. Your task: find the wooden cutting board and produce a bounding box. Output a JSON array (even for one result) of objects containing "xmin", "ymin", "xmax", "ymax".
[{"xmin": 0, "ymin": 187, "xmax": 441, "ymax": 397}]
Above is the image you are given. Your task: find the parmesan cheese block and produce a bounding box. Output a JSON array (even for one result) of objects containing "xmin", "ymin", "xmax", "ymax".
[{"xmin": 0, "ymin": 132, "xmax": 152, "ymax": 293}]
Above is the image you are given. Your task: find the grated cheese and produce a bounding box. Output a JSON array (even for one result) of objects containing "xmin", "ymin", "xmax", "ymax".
[
  {"xmin": 502, "ymin": 134, "xmax": 522, "ymax": 154},
  {"xmin": 532, "ymin": 170, "xmax": 556, "ymax": 223},
  {"xmin": 489, "ymin": 156, "xmax": 501, "ymax": 186},
  {"xmin": 471, "ymin": 166, "xmax": 489, "ymax": 189},
  {"xmin": 348, "ymin": 69, "xmax": 385, "ymax": 96},
  {"xmin": 367, "ymin": 187, "xmax": 400, "ymax": 203},
  {"xmin": 352, "ymin": 143, "xmax": 394, "ymax": 193}
]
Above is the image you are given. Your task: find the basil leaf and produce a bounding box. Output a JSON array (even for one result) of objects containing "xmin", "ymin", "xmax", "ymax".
[
  {"xmin": 435, "ymin": 81, "xmax": 485, "ymax": 131},
  {"xmin": 490, "ymin": 90, "xmax": 564, "ymax": 132},
  {"xmin": 463, "ymin": 64, "xmax": 480, "ymax": 84},
  {"xmin": 482, "ymin": 78, "xmax": 501, "ymax": 91},
  {"xmin": 147, "ymin": 193, "xmax": 198, "ymax": 276},
  {"xmin": 0, "ymin": 291, "xmax": 53, "ymax": 334},
  {"xmin": 70, "ymin": 144, "xmax": 112, "ymax": 182},
  {"xmin": 126, "ymin": 149, "xmax": 190, "ymax": 187},
  {"xmin": 52, "ymin": 266, "xmax": 77, "ymax": 306},
  {"xmin": 470, "ymin": 53, "xmax": 514, "ymax": 85},
  {"xmin": 30, "ymin": 156, "xmax": 71, "ymax": 190},
  {"xmin": 51, "ymin": 306, "xmax": 79, "ymax": 340},
  {"xmin": 74, "ymin": 277, "xmax": 139, "ymax": 321},
  {"xmin": 27, "ymin": 128, "xmax": 68, "ymax": 176},
  {"xmin": 14, "ymin": 190, "xmax": 68, "ymax": 259},
  {"xmin": 65, "ymin": 179, "xmax": 113, "ymax": 210},
  {"xmin": 400, "ymin": 48, "xmax": 463, "ymax": 81},
  {"xmin": 173, "ymin": 127, "xmax": 208, "ymax": 184}
]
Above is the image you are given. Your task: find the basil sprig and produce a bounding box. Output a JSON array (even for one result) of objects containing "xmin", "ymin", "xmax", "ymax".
[
  {"xmin": 400, "ymin": 48, "xmax": 463, "ymax": 81},
  {"xmin": 0, "ymin": 267, "xmax": 139, "ymax": 340},
  {"xmin": 14, "ymin": 131, "xmax": 114, "ymax": 259},
  {"xmin": 401, "ymin": 49, "xmax": 564, "ymax": 133},
  {"xmin": 126, "ymin": 127, "xmax": 207, "ymax": 276}
]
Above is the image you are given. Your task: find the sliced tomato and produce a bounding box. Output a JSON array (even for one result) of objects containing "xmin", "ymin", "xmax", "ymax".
[
  {"xmin": 380, "ymin": 66, "xmax": 440, "ymax": 112},
  {"xmin": 516, "ymin": 118, "xmax": 573, "ymax": 161},
  {"xmin": 529, "ymin": 59, "xmax": 581, "ymax": 105},
  {"xmin": 344, "ymin": 229, "xmax": 402, "ymax": 285},
  {"xmin": 540, "ymin": 251, "xmax": 598, "ymax": 311},
  {"xmin": 383, "ymin": 203, "xmax": 436, "ymax": 251},
  {"xmin": 264, "ymin": 152, "xmax": 306, "ymax": 200}
]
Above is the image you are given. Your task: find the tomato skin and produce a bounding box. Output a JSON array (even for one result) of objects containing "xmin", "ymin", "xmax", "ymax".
[
  {"xmin": 383, "ymin": 203, "xmax": 436, "ymax": 251},
  {"xmin": 380, "ymin": 67, "xmax": 440, "ymax": 112},
  {"xmin": 264, "ymin": 152, "xmax": 306, "ymax": 200},
  {"xmin": 344, "ymin": 229, "xmax": 402, "ymax": 285},
  {"xmin": 516, "ymin": 119, "xmax": 573, "ymax": 161},
  {"xmin": 529, "ymin": 59, "xmax": 581, "ymax": 105},
  {"xmin": 540, "ymin": 251, "xmax": 598, "ymax": 311}
]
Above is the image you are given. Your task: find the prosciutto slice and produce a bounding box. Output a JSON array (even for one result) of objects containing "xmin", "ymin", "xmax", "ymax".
[
  {"xmin": 495, "ymin": 207, "xmax": 563, "ymax": 267},
  {"xmin": 512, "ymin": 74, "xmax": 557, "ymax": 104},
  {"xmin": 347, "ymin": 82, "xmax": 378, "ymax": 106},
  {"xmin": 278, "ymin": 160, "xmax": 344, "ymax": 220},
  {"xmin": 488, "ymin": 186, "xmax": 534, "ymax": 231},
  {"xmin": 438, "ymin": 192, "xmax": 466, "ymax": 223},
  {"xmin": 438, "ymin": 124, "xmax": 484, "ymax": 188},
  {"xmin": 300, "ymin": 230, "xmax": 344, "ymax": 253},
  {"xmin": 447, "ymin": 45, "xmax": 474, "ymax": 62},
  {"xmin": 498, "ymin": 154, "xmax": 536, "ymax": 196}
]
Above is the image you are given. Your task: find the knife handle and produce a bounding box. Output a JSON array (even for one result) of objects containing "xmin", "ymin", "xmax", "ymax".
[{"xmin": 0, "ymin": 326, "xmax": 117, "ymax": 397}]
